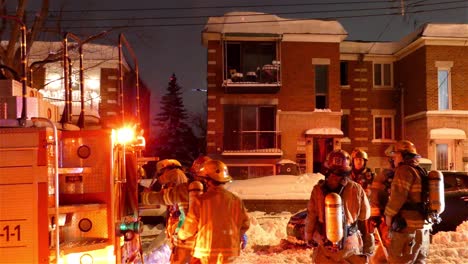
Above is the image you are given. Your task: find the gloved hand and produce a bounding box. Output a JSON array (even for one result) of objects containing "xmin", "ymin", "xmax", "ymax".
[
  {"xmin": 241, "ymin": 233, "xmax": 248, "ymax": 250},
  {"xmin": 363, "ymin": 233, "xmax": 375, "ymax": 255}
]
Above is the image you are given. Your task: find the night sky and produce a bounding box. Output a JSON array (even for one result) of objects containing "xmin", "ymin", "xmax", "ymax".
[{"xmin": 8, "ymin": 0, "xmax": 468, "ymax": 125}]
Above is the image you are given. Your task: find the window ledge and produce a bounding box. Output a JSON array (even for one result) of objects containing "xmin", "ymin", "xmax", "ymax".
[
  {"xmin": 222, "ymin": 149, "xmax": 283, "ymax": 156},
  {"xmin": 371, "ymin": 139, "xmax": 396, "ymax": 144}
]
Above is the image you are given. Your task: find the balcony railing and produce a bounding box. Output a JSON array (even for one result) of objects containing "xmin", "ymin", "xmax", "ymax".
[
  {"xmin": 223, "ymin": 62, "xmax": 281, "ymax": 93},
  {"xmin": 223, "ymin": 131, "xmax": 282, "ymax": 155}
]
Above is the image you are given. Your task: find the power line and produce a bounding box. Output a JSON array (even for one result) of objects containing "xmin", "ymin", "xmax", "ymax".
[
  {"xmin": 42, "ymin": 5, "xmax": 465, "ymax": 30},
  {"xmin": 41, "ymin": 0, "xmax": 403, "ymax": 13},
  {"xmin": 49, "ymin": 5, "xmax": 401, "ymax": 22},
  {"xmin": 45, "ymin": 0, "xmax": 464, "ymax": 23}
]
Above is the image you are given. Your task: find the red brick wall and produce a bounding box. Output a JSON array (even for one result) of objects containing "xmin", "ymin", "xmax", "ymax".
[{"xmin": 280, "ymin": 42, "xmax": 341, "ymax": 111}]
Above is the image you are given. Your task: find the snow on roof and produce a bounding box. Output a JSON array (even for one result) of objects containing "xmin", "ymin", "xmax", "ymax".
[
  {"xmin": 305, "ymin": 127, "xmax": 343, "ymax": 136},
  {"xmin": 225, "ymin": 173, "xmax": 324, "ymax": 200},
  {"xmin": 430, "ymin": 128, "xmax": 467, "ymax": 140},
  {"xmin": 204, "ymin": 12, "xmax": 347, "ymax": 36},
  {"xmin": 341, "ymin": 23, "xmax": 468, "ymax": 55},
  {"xmin": 19, "ymin": 41, "xmax": 120, "ymax": 62}
]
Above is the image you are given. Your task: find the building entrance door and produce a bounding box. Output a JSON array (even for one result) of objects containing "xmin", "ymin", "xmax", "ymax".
[{"xmin": 313, "ymin": 138, "xmax": 334, "ymax": 173}]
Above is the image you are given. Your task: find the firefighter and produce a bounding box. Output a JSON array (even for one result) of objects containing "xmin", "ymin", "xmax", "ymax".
[
  {"xmin": 350, "ymin": 148, "xmax": 376, "ymax": 257},
  {"xmin": 368, "ymin": 145, "xmax": 396, "ymax": 263},
  {"xmin": 384, "ymin": 140, "xmax": 432, "ymax": 264},
  {"xmin": 177, "ymin": 160, "xmax": 250, "ymax": 264},
  {"xmin": 305, "ymin": 149, "xmax": 371, "ymax": 264},
  {"xmin": 141, "ymin": 159, "xmax": 198, "ymax": 264}
]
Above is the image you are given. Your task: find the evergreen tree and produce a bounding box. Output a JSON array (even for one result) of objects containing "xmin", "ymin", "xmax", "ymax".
[{"xmin": 153, "ymin": 73, "xmax": 199, "ymax": 166}]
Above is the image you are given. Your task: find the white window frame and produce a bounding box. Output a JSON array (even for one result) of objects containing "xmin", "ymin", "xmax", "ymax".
[
  {"xmin": 373, "ymin": 62, "xmax": 393, "ymax": 88},
  {"xmin": 371, "ymin": 109, "xmax": 396, "ymax": 142},
  {"xmin": 437, "ymin": 67, "xmax": 452, "ymax": 110}
]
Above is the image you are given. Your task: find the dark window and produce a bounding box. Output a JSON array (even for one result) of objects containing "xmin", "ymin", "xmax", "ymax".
[
  {"xmin": 226, "ymin": 41, "xmax": 276, "ymax": 81},
  {"xmin": 315, "ymin": 65, "xmax": 328, "ymax": 109},
  {"xmin": 223, "ymin": 105, "xmax": 277, "ymax": 150},
  {"xmin": 341, "ymin": 114, "xmax": 349, "ymax": 137},
  {"xmin": 340, "ymin": 61, "xmax": 349, "ymax": 86}
]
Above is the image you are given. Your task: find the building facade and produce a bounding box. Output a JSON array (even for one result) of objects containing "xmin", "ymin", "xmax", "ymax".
[{"xmin": 202, "ymin": 12, "xmax": 468, "ymax": 179}]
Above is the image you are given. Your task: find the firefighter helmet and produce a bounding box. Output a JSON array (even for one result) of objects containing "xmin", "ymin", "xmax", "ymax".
[
  {"xmin": 199, "ymin": 160, "xmax": 232, "ymax": 183},
  {"xmin": 351, "ymin": 148, "xmax": 368, "ymax": 161},
  {"xmin": 394, "ymin": 140, "xmax": 419, "ymax": 156},
  {"xmin": 385, "ymin": 145, "xmax": 395, "ymax": 157},
  {"xmin": 156, "ymin": 159, "xmax": 182, "ymax": 175},
  {"xmin": 190, "ymin": 155, "xmax": 212, "ymax": 175},
  {"xmin": 326, "ymin": 149, "xmax": 352, "ymax": 175}
]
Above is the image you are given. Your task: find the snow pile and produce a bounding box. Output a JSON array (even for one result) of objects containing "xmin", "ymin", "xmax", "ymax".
[
  {"xmin": 245, "ymin": 211, "xmax": 292, "ymax": 246},
  {"xmin": 235, "ymin": 211, "xmax": 312, "ymax": 264},
  {"xmin": 427, "ymin": 221, "xmax": 468, "ymax": 264},
  {"xmin": 226, "ymin": 173, "xmax": 324, "ymax": 200}
]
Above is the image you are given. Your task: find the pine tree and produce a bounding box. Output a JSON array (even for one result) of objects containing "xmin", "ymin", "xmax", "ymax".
[{"xmin": 153, "ymin": 73, "xmax": 199, "ymax": 166}]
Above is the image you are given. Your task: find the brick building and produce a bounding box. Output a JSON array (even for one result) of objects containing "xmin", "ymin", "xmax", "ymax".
[{"xmin": 202, "ymin": 12, "xmax": 468, "ymax": 178}]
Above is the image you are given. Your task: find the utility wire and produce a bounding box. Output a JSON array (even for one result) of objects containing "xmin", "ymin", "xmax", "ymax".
[
  {"xmin": 45, "ymin": 0, "xmax": 464, "ymax": 22},
  {"xmin": 40, "ymin": 0, "xmax": 407, "ymax": 13},
  {"xmin": 42, "ymin": 5, "xmax": 465, "ymax": 29}
]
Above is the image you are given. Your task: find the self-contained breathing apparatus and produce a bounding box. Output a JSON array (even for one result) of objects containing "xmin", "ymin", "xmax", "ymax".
[
  {"xmin": 389, "ymin": 140, "xmax": 445, "ymax": 229},
  {"xmin": 316, "ymin": 150, "xmax": 359, "ymax": 251},
  {"xmin": 401, "ymin": 166, "xmax": 445, "ymax": 225}
]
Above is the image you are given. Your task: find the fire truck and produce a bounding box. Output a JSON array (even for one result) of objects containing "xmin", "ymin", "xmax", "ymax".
[
  {"xmin": 0, "ymin": 84, "xmax": 157, "ymax": 263},
  {"xmin": 0, "ymin": 28, "xmax": 157, "ymax": 263}
]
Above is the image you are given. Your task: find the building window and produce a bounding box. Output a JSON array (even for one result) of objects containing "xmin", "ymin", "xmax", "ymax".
[
  {"xmin": 373, "ymin": 63, "xmax": 392, "ymax": 87},
  {"xmin": 340, "ymin": 61, "xmax": 349, "ymax": 86},
  {"xmin": 438, "ymin": 69, "xmax": 451, "ymax": 110},
  {"xmin": 223, "ymin": 105, "xmax": 277, "ymax": 151},
  {"xmin": 373, "ymin": 115, "xmax": 394, "ymax": 140},
  {"xmin": 228, "ymin": 165, "xmax": 275, "ymax": 180},
  {"xmin": 225, "ymin": 41, "xmax": 278, "ymax": 83},
  {"xmin": 341, "ymin": 114, "xmax": 349, "ymax": 138},
  {"xmin": 315, "ymin": 65, "xmax": 328, "ymax": 109}
]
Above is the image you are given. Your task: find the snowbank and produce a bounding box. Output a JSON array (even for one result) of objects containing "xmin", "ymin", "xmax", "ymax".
[{"xmin": 428, "ymin": 221, "xmax": 468, "ymax": 264}]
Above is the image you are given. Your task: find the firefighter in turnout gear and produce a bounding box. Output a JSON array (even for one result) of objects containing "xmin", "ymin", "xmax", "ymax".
[
  {"xmin": 305, "ymin": 149, "xmax": 371, "ymax": 264},
  {"xmin": 141, "ymin": 159, "xmax": 202, "ymax": 264},
  {"xmin": 350, "ymin": 149, "xmax": 376, "ymax": 257},
  {"xmin": 384, "ymin": 140, "xmax": 431, "ymax": 264},
  {"xmin": 368, "ymin": 145, "xmax": 396, "ymax": 263},
  {"xmin": 177, "ymin": 160, "xmax": 250, "ymax": 264}
]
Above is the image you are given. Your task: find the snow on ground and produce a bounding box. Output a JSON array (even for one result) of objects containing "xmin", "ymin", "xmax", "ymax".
[
  {"xmin": 428, "ymin": 221, "xmax": 468, "ymax": 264},
  {"xmin": 141, "ymin": 173, "xmax": 468, "ymax": 263},
  {"xmin": 225, "ymin": 173, "xmax": 324, "ymax": 200}
]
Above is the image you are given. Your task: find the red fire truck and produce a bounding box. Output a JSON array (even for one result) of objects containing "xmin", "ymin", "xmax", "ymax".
[
  {"xmin": 0, "ymin": 26, "xmax": 156, "ymax": 263},
  {"xmin": 0, "ymin": 112, "xmax": 155, "ymax": 263}
]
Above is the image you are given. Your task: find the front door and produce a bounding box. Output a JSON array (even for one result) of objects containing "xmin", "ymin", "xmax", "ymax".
[
  {"xmin": 313, "ymin": 138, "xmax": 334, "ymax": 173},
  {"xmin": 435, "ymin": 140, "xmax": 455, "ymax": 171}
]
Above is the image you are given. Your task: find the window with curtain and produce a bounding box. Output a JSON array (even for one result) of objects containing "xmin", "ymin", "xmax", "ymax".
[
  {"xmin": 436, "ymin": 143, "xmax": 448, "ymax": 170},
  {"xmin": 438, "ymin": 69, "xmax": 450, "ymax": 110}
]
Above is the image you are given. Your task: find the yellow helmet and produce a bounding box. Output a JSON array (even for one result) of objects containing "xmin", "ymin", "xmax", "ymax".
[
  {"xmin": 394, "ymin": 140, "xmax": 419, "ymax": 156},
  {"xmin": 190, "ymin": 155, "xmax": 212, "ymax": 175},
  {"xmin": 199, "ymin": 160, "xmax": 232, "ymax": 183},
  {"xmin": 156, "ymin": 159, "xmax": 182, "ymax": 176}
]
